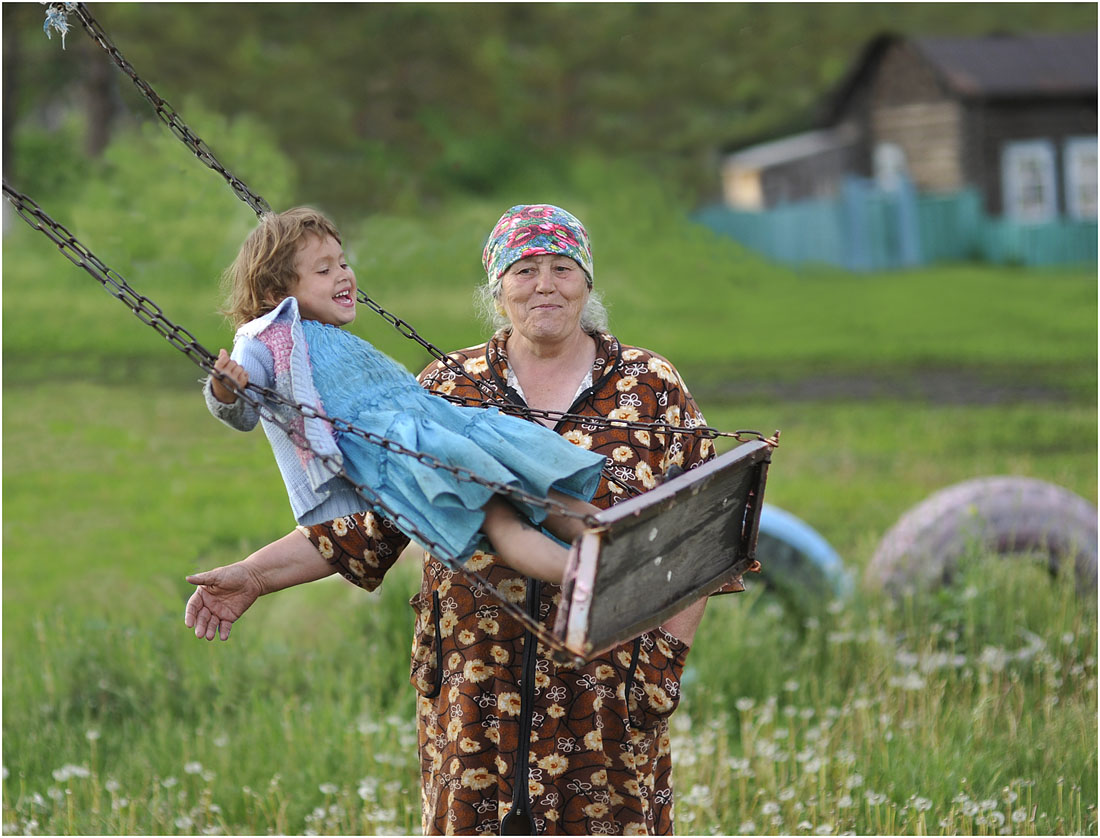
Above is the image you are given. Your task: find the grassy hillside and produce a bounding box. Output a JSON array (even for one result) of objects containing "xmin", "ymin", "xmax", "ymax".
[{"xmin": 3, "ymin": 131, "xmax": 1096, "ymax": 833}]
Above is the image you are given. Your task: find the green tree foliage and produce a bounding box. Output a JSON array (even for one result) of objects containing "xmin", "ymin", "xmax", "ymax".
[{"xmin": 4, "ymin": 2, "xmax": 1096, "ymax": 214}]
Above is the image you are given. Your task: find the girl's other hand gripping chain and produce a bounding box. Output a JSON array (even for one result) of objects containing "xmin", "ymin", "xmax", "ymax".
[{"xmin": 210, "ymin": 348, "xmax": 248, "ymax": 404}]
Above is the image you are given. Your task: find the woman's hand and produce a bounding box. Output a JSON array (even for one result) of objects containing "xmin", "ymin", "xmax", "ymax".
[
  {"xmin": 185, "ymin": 562, "xmax": 263, "ymax": 641},
  {"xmin": 210, "ymin": 348, "xmax": 248, "ymax": 404},
  {"xmin": 184, "ymin": 530, "xmax": 337, "ymax": 641}
]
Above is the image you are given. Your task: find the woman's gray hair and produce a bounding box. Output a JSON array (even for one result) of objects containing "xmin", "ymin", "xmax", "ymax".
[{"xmin": 474, "ymin": 277, "xmax": 610, "ymax": 335}]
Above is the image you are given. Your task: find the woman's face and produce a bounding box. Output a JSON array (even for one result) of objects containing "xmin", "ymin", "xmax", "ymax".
[{"xmin": 499, "ymin": 254, "xmax": 589, "ymax": 345}]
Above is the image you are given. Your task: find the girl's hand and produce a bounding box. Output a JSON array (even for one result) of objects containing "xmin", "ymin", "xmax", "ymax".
[
  {"xmin": 210, "ymin": 348, "xmax": 248, "ymax": 404},
  {"xmin": 184, "ymin": 562, "xmax": 263, "ymax": 641}
]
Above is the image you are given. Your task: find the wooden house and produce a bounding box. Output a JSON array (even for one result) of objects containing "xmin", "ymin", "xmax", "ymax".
[{"xmin": 721, "ymin": 32, "xmax": 1098, "ymax": 222}]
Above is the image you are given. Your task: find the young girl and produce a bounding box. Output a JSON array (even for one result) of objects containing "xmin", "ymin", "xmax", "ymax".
[{"xmin": 204, "ymin": 207, "xmax": 606, "ymax": 583}]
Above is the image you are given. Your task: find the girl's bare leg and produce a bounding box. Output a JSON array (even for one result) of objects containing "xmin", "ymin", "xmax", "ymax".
[{"xmin": 482, "ymin": 496, "xmax": 580, "ymax": 583}]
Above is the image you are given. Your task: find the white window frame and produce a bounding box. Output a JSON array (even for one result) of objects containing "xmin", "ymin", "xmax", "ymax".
[
  {"xmin": 1001, "ymin": 140, "xmax": 1057, "ymax": 224},
  {"xmin": 1063, "ymin": 137, "xmax": 1098, "ymax": 221},
  {"xmin": 873, "ymin": 142, "xmax": 909, "ymax": 192}
]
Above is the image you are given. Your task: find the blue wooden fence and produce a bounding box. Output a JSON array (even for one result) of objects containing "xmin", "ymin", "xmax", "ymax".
[{"xmin": 695, "ymin": 176, "xmax": 1097, "ymax": 271}]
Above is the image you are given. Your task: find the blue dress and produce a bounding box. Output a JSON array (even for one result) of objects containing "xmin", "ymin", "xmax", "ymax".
[{"xmin": 303, "ymin": 320, "xmax": 606, "ymax": 561}]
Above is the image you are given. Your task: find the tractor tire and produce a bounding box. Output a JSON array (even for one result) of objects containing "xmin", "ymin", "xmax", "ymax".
[{"xmin": 866, "ymin": 476, "xmax": 1097, "ymax": 596}]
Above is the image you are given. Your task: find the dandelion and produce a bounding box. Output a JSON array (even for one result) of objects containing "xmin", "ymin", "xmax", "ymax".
[
  {"xmin": 105, "ymin": 778, "xmax": 120, "ymax": 793},
  {"xmin": 735, "ymin": 697, "xmax": 755, "ymax": 712},
  {"xmin": 798, "ymin": 820, "xmax": 813, "ymax": 830},
  {"xmin": 184, "ymin": 761, "xmax": 204, "ymax": 775},
  {"xmin": 51, "ymin": 764, "xmax": 90, "ymax": 782},
  {"xmin": 319, "ymin": 782, "xmax": 339, "ymax": 795},
  {"xmin": 739, "ymin": 821, "xmax": 757, "ymax": 834},
  {"xmin": 47, "ymin": 788, "xmax": 64, "ymax": 802},
  {"xmin": 784, "ymin": 679, "xmax": 800, "ymax": 692},
  {"xmin": 175, "ymin": 815, "xmax": 194, "ymax": 830},
  {"xmin": 864, "ymin": 790, "xmax": 887, "ymax": 806},
  {"xmin": 85, "ymin": 729, "xmax": 100, "ymax": 742},
  {"xmin": 762, "ymin": 801, "xmax": 780, "ymax": 815},
  {"xmin": 913, "ymin": 796, "xmax": 933, "ymax": 812},
  {"xmin": 889, "ymin": 672, "xmax": 926, "ymax": 690},
  {"xmin": 162, "ymin": 776, "xmax": 179, "ymax": 788},
  {"xmin": 963, "ymin": 801, "xmax": 980, "ymax": 817},
  {"xmin": 779, "ymin": 787, "xmax": 796, "ymax": 802},
  {"xmin": 845, "ymin": 774, "xmax": 864, "ymax": 789},
  {"xmin": 1012, "ymin": 808, "xmax": 1028, "ymax": 823}
]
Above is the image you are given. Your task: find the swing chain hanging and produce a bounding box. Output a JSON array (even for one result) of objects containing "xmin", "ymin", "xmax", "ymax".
[
  {"xmin": 2, "ymin": 180, "xmax": 596, "ymax": 528},
  {"xmin": 56, "ymin": 3, "xmax": 271, "ymax": 217},
  {"xmin": 4, "ymin": 181, "xmax": 215, "ymax": 368},
  {"xmin": 4, "ymin": 178, "xmax": 583, "ymax": 661},
  {"xmin": 53, "ymin": 1, "xmax": 779, "ymax": 450}
]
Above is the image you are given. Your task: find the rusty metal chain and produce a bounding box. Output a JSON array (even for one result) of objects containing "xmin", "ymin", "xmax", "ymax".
[
  {"xmin": 56, "ymin": 2, "xmax": 778, "ymax": 449},
  {"xmin": 65, "ymin": 3, "xmax": 271, "ymax": 217},
  {"xmin": 5, "ymin": 177, "xmax": 583, "ymax": 658},
  {"xmin": 1, "ymin": 183, "xmax": 596, "ymax": 526}
]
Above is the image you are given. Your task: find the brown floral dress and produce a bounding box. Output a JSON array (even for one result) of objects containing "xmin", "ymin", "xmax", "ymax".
[{"xmin": 305, "ymin": 331, "xmax": 748, "ymax": 835}]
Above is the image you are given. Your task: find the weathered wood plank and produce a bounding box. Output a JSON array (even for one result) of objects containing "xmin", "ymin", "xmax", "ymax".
[{"xmin": 553, "ymin": 440, "xmax": 773, "ymax": 661}]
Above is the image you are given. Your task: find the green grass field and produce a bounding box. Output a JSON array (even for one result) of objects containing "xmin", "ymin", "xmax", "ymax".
[{"xmin": 3, "ymin": 148, "xmax": 1096, "ymax": 834}]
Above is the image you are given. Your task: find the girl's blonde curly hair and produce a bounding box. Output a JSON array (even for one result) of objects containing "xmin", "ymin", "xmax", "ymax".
[{"xmin": 222, "ymin": 207, "xmax": 342, "ymax": 328}]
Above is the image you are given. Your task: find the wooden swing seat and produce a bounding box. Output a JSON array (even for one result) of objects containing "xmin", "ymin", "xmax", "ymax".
[{"xmin": 552, "ymin": 439, "xmax": 773, "ymax": 661}]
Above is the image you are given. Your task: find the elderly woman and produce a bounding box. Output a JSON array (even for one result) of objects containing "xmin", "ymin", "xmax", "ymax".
[{"xmin": 185, "ymin": 204, "xmax": 748, "ymax": 835}]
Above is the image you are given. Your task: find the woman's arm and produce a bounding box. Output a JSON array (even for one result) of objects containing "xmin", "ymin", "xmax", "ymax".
[{"xmin": 185, "ymin": 529, "xmax": 336, "ymax": 641}]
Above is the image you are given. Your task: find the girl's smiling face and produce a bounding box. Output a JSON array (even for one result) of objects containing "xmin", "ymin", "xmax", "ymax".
[{"xmin": 288, "ymin": 234, "xmax": 357, "ymax": 326}]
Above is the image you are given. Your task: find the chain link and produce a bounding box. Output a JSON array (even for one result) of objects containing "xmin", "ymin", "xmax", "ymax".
[
  {"xmin": 34, "ymin": 4, "xmax": 777, "ymax": 658},
  {"xmin": 60, "ymin": 1, "xmax": 778, "ymax": 449},
  {"xmin": 3, "ymin": 179, "xmax": 590, "ymax": 659},
  {"xmin": 66, "ymin": 3, "xmax": 271, "ymax": 217}
]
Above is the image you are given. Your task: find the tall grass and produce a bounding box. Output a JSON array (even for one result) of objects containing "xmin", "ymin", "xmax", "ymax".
[{"xmin": 3, "ymin": 119, "xmax": 1096, "ymax": 834}]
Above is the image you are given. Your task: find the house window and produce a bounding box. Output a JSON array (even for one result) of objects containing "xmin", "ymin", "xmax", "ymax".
[
  {"xmin": 1063, "ymin": 137, "xmax": 1098, "ymax": 221},
  {"xmin": 873, "ymin": 143, "xmax": 909, "ymax": 192},
  {"xmin": 1001, "ymin": 140, "xmax": 1057, "ymax": 223}
]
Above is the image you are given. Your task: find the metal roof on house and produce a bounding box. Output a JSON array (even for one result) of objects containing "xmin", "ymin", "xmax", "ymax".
[
  {"xmin": 723, "ymin": 122, "xmax": 859, "ymax": 169},
  {"xmin": 819, "ymin": 31, "xmax": 1097, "ymax": 126},
  {"xmin": 912, "ymin": 32, "xmax": 1098, "ymax": 98}
]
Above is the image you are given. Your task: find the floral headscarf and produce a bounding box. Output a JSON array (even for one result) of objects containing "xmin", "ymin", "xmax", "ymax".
[{"xmin": 482, "ymin": 204, "xmax": 594, "ymax": 286}]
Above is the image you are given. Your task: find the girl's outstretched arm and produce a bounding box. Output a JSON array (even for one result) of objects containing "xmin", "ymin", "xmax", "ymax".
[{"xmin": 184, "ymin": 529, "xmax": 336, "ymax": 640}]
